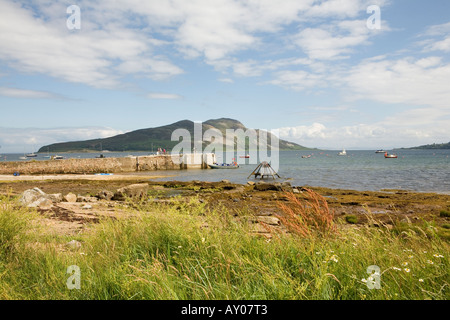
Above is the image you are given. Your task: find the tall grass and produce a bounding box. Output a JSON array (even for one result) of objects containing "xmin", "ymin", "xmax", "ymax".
[
  {"xmin": 0, "ymin": 193, "xmax": 448, "ymax": 300},
  {"xmin": 276, "ymin": 189, "xmax": 337, "ymax": 237}
]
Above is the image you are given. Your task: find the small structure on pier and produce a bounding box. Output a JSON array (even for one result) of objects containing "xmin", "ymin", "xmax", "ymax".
[{"xmin": 247, "ymin": 161, "xmax": 280, "ymax": 179}]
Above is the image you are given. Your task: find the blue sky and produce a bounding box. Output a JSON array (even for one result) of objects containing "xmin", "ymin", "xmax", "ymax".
[{"xmin": 0, "ymin": 0, "xmax": 449, "ymax": 153}]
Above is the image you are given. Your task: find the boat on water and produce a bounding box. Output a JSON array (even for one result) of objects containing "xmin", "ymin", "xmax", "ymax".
[
  {"xmin": 338, "ymin": 149, "xmax": 347, "ymax": 156},
  {"xmin": 375, "ymin": 150, "xmax": 387, "ymax": 153},
  {"xmin": 209, "ymin": 162, "xmax": 239, "ymax": 169},
  {"xmin": 52, "ymin": 155, "xmax": 64, "ymax": 160},
  {"xmin": 384, "ymin": 152, "xmax": 398, "ymax": 158},
  {"xmin": 26, "ymin": 153, "xmax": 37, "ymax": 158},
  {"xmin": 302, "ymin": 155, "xmax": 311, "ymax": 158}
]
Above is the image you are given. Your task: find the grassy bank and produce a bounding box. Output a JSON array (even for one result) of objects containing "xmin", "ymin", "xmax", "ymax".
[{"xmin": 0, "ymin": 191, "xmax": 448, "ymax": 300}]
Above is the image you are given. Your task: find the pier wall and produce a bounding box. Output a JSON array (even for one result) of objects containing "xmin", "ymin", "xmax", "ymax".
[{"xmin": 0, "ymin": 153, "xmax": 216, "ymax": 175}]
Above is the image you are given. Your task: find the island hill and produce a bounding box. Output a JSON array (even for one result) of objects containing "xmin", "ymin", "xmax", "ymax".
[
  {"xmin": 38, "ymin": 118, "xmax": 311, "ymax": 153},
  {"xmin": 399, "ymin": 142, "xmax": 450, "ymax": 150}
]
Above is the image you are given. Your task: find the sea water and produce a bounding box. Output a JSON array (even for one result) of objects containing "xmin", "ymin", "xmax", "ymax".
[{"xmin": 1, "ymin": 150, "xmax": 449, "ymax": 193}]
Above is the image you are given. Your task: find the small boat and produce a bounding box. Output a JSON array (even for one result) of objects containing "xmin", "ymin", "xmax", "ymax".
[
  {"xmin": 338, "ymin": 149, "xmax": 347, "ymax": 156},
  {"xmin": 52, "ymin": 155, "xmax": 64, "ymax": 160},
  {"xmin": 302, "ymin": 155, "xmax": 311, "ymax": 158},
  {"xmin": 239, "ymin": 155, "xmax": 250, "ymax": 158},
  {"xmin": 209, "ymin": 162, "xmax": 239, "ymax": 169},
  {"xmin": 384, "ymin": 152, "xmax": 397, "ymax": 158},
  {"xmin": 26, "ymin": 153, "xmax": 37, "ymax": 158},
  {"xmin": 19, "ymin": 156, "xmax": 28, "ymax": 160},
  {"xmin": 96, "ymin": 154, "xmax": 105, "ymax": 158},
  {"xmin": 375, "ymin": 150, "xmax": 387, "ymax": 153}
]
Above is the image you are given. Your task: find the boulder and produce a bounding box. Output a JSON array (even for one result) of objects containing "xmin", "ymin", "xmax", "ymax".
[
  {"xmin": 47, "ymin": 193, "xmax": 63, "ymax": 203},
  {"xmin": 20, "ymin": 187, "xmax": 53, "ymax": 209},
  {"xmin": 20, "ymin": 187, "xmax": 47, "ymax": 206},
  {"xmin": 253, "ymin": 181, "xmax": 282, "ymax": 191},
  {"xmin": 114, "ymin": 183, "xmax": 149, "ymax": 200},
  {"xmin": 247, "ymin": 181, "xmax": 256, "ymax": 186},
  {"xmin": 97, "ymin": 190, "xmax": 114, "ymax": 201},
  {"xmin": 77, "ymin": 195, "xmax": 99, "ymax": 203},
  {"xmin": 64, "ymin": 193, "xmax": 77, "ymax": 203},
  {"xmin": 256, "ymin": 216, "xmax": 281, "ymax": 226}
]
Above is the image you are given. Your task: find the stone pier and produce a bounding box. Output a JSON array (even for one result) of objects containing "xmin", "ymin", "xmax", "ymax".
[{"xmin": 0, "ymin": 153, "xmax": 216, "ymax": 175}]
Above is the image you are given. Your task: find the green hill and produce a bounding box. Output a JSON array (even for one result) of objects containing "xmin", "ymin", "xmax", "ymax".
[
  {"xmin": 38, "ymin": 118, "xmax": 311, "ymax": 153},
  {"xmin": 401, "ymin": 142, "xmax": 450, "ymax": 150}
]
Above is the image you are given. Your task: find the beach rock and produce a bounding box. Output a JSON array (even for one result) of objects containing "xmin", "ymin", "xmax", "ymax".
[
  {"xmin": 64, "ymin": 193, "xmax": 77, "ymax": 203},
  {"xmin": 20, "ymin": 187, "xmax": 46, "ymax": 206},
  {"xmin": 97, "ymin": 190, "xmax": 114, "ymax": 201},
  {"xmin": 221, "ymin": 179, "xmax": 231, "ymax": 184},
  {"xmin": 30, "ymin": 197, "xmax": 53, "ymax": 210},
  {"xmin": 281, "ymin": 181, "xmax": 293, "ymax": 192},
  {"xmin": 256, "ymin": 216, "xmax": 281, "ymax": 225},
  {"xmin": 247, "ymin": 181, "xmax": 255, "ymax": 186},
  {"xmin": 254, "ymin": 182, "xmax": 282, "ymax": 191},
  {"xmin": 292, "ymin": 188, "xmax": 300, "ymax": 194},
  {"xmin": 77, "ymin": 195, "xmax": 99, "ymax": 203},
  {"xmin": 20, "ymin": 188, "xmax": 53, "ymax": 209},
  {"xmin": 81, "ymin": 204, "xmax": 92, "ymax": 210},
  {"xmin": 114, "ymin": 183, "xmax": 149, "ymax": 200},
  {"xmin": 47, "ymin": 193, "xmax": 63, "ymax": 203}
]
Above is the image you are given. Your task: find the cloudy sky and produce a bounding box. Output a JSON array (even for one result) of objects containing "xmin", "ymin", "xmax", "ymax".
[{"xmin": 0, "ymin": 0, "xmax": 449, "ymax": 153}]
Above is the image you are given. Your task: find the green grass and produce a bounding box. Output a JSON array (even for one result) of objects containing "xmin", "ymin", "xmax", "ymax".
[
  {"xmin": 440, "ymin": 210, "xmax": 450, "ymax": 218},
  {"xmin": 345, "ymin": 215, "xmax": 359, "ymax": 224},
  {"xmin": 0, "ymin": 194, "xmax": 448, "ymax": 300}
]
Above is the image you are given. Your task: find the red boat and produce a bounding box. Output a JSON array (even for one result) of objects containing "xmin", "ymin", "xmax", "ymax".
[
  {"xmin": 239, "ymin": 155, "xmax": 250, "ymax": 158},
  {"xmin": 384, "ymin": 152, "xmax": 398, "ymax": 158}
]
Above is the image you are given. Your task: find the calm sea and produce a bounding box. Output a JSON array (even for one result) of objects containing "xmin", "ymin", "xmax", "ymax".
[{"xmin": 1, "ymin": 150, "xmax": 449, "ymax": 193}]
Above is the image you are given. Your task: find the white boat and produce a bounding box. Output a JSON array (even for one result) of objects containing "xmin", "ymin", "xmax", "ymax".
[
  {"xmin": 209, "ymin": 162, "xmax": 239, "ymax": 169},
  {"xmin": 338, "ymin": 149, "xmax": 347, "ymax": 156},
  {"xmin": 26, "ymin": 152, "xmax": 37, "ymax": 158},
  {"xmin": 52, "ymin": 155, "xmax": 64, "ymax": 160}
]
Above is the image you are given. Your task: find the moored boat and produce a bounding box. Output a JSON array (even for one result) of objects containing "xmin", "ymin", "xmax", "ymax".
[
  {"xmin": 209, "ymin": 163, "xmax": 239, "ymax": 169},
  {"xmin": 384, "ymin": 152, "xmax": 398, "ymax": 158}
]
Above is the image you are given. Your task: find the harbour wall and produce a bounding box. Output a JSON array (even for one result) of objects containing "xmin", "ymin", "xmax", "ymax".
[{"xmin": 0, "ymin": 153, "xmax": 216, "ymax": 175}]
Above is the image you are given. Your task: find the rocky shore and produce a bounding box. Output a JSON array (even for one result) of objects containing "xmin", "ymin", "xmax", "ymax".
[{"xmin": 1, "ymin": 176, "xmax": 449, "ymax": 239}]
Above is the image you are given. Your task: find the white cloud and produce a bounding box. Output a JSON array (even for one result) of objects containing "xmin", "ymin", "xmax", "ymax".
[
  {"xmin": 0, "ymin": 87, "xmax": 63, "ymax": 99},
  {"xmin": 0, "ymin": 0, "xmax": 183, "ymax": 89},
  {"xmin": 345, "ymin": 56, "xmax": 450, "ymax": 108},
  {"xmin": 147, "ymin": 92, "xmax": 183, "ymax": 99},
  {"xmin": 292, "ymin": 19, "xmax": 374, "ymax": 60},
  {"xmin": 278, "ymin": 120, "xmax": 448, "ymax": 149},
  {"xmin": 218, "ymin": 78, "xmax": 234, "ymax": 83},
  {"xmin": 0, "ymin": 126, "xmax": 124, "ymax": 153}
]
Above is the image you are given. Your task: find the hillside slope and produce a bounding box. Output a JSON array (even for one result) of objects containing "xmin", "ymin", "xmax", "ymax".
[{"xmin": 39, "ymin": 118, "xmax": 311, "ymax": 152}]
